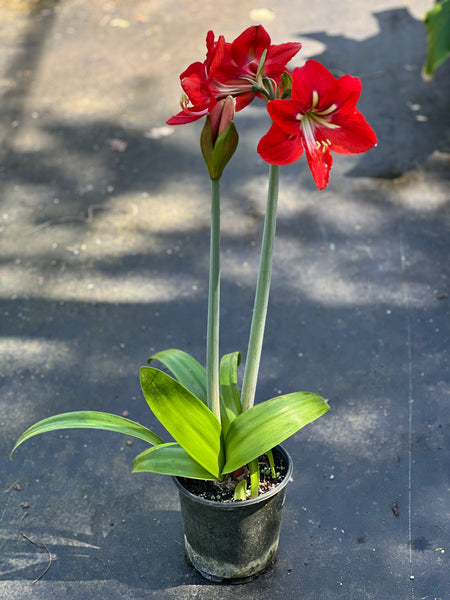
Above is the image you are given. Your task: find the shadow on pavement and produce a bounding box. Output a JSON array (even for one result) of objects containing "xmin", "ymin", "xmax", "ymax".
[{"xmin": 0, "ymin": 3, "xmax": 449, "ymax": 597}]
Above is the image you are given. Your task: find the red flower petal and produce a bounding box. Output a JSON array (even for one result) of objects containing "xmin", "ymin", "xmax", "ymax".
[
  {"xmin": 257, "ymin": 123, "xmax": 303, "ymax": 165},
  {"xmin": 179, "ymin": 60, "xmax": 205, "ymax": 82},
  {"xmin": 166, "ymin": 107, "xmax": 208, "ymax": 125},
  {"xmin": 265, "ymin": 42, "xmax": 302, "ymax": 75},
  {"xmin": 304, "ymin": 145, "xmax": 333, "ymax": 190},
  {"xmin": 319, "ymin": 74, "xmax": 361, "ymax": 117},
  {"xmin": 234, "ymin": 92, "xmax": 256, "ymax": 112},
  {"xmin": 231, "ymin": 25, "xmax": 271, "ymax": 67},
  {"xmin": 181, "ymin": 78, "xmax": 207, "ymax": 107},
  {"xmin": 322, "ymin": 110, "xmax": 377, "ymax": 154},
  {"xmin": 207, "ymin": 32, "xmax": 227, "ymax": 75},
  {"xmin": 291, "ymin": 60, "xmax": 337, "ymax": 110},
  {"xmin": 266, "ymin": 99, "xmax": 302, "ymax": 136}
]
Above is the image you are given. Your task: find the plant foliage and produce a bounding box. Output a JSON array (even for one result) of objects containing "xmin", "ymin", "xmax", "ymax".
[
  {"xmin": 424, "ymin": 0, "xmax": 450, "ymax": 77},
  {"xmin": 12, "ymin": 350, "xmax": 329, "ymax": 486}
]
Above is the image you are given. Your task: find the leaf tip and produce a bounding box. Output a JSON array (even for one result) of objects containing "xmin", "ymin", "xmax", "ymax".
[{"xmin": 10, "ymin": 442, "xmax": 21, "ymax": 461}]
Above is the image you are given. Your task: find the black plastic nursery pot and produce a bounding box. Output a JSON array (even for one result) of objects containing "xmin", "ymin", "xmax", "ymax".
[{"xmin": 173, "ymin": 445, "xmax": 293, "ymax": 583}]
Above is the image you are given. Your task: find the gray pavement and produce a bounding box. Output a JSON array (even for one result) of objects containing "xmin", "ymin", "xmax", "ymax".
[{"xmin": 0, "ymin": 1, "xmax": 449, "ymax": 598}]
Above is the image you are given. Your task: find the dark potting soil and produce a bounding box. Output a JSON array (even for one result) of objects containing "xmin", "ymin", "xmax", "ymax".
[{"xmin": 178, "ymin": 454, "xmax": 288, "ymax": 503}]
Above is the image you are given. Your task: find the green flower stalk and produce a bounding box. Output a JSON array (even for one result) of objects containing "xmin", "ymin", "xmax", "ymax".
[
  {"xmin": 200, "ymin": 97, "xmax": 239, "ymax": 418},
  {"xmin": 241, "ymin": 164, "xmax": 279, "ymax": 412},
  {"xmin": 206, "ymin": 177, "xmax": 221, "ymax": 420}
]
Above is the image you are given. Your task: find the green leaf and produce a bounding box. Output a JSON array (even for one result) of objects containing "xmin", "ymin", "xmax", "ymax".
[
  {"xmin": 266, "ymin": 449, "xmax": 276, "ymax": 478},
  {"xmin": 233, "ymin": 479, "xmax": 247, "ymax": 501},
  {"xmin": 149, "ymin": 349, "xmax": 207, "ymax": 404},
  {"xmin": 223, "ymin": 392, "xmax": 329, "ymax": 474},
  {"xmin": 10, "ymin": 411, "xmax": 165, "ymax": 459},
  {"xmin": 424, "ymin": 0, "xmax": 450, "ymax": 76},
  {"xmin": 248, "ymin": 457, "xmax": 260, "ymax": 499},
  {"xmin": 131, "ymin": 443, "xmax": 217, "ymax": 480},
  {"xmin": 219, "ymin": 351, "xmax": 242, "ymax": 436},
  {"xmin": 140, "ymin": 367, "xmax": 223, "ymax": 478}
]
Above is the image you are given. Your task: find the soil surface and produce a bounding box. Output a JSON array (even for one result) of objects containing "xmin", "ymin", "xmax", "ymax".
[{"xmin": 179, "ymin": 454, "xmax": 288, "ymax": 502}]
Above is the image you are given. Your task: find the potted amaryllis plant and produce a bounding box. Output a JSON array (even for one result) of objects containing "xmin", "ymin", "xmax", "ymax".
[{"xmin": 11, "ymin": 25, "xmax": 376, "ymax": 583}]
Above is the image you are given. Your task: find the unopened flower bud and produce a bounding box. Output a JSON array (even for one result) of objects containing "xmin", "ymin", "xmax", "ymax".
[
  {"xmin": 210, "ymin": 96, "xmax": 235, "ymax": 142},
  {"xmin": 201, "ymin": 96, "xmax": 239, "ymax": 180}
]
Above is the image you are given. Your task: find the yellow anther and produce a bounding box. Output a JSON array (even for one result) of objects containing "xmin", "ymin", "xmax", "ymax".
[{"xmin": 315, "ymin": 139, "xmax": 332, "ymax": 153}]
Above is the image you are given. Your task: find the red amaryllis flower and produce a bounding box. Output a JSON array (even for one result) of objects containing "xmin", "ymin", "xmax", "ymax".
[
  {"xmin": 257, "ymin": 60, "xmax": 377, "ymax": 189},
  {"xmin": 214, "ymin": 25, "xmax": 301, "ymax": 111},
  {"xmin": 167, "ymin": 26, "xmax": 302, "ymax": 124}
]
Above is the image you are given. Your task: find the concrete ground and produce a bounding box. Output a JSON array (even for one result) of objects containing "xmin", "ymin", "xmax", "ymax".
[{"xmin": 0, "ymin": 0, "xmax": 449, "ymax": 598}]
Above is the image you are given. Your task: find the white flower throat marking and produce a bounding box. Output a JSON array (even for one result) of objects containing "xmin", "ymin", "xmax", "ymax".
[{"xmin": 296, "ymin": 90, "xmax": 340, "ymax": 153}]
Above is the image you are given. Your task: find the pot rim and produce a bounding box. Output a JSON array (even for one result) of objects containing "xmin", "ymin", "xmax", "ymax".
[{"xmin": 173, "ymin": 445, "xmax": 293, "ymax": 509}]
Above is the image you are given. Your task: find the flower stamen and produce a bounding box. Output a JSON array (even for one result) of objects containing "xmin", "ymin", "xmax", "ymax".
[
  {"xmin": 214, "ymin": 80, "xmax": 254, "ymax": 97},
  {"xmin": 316, "ymin": 103, "xmax": 337, "ymax": 116},
  {"xmin": 315, "ymin": 139, "xmax": 332, "ymax": 153},
  {"xmin": 310, "ymin": 113, "xmax": 340, "ymax": 129},
  {"xmin": 312, "ymin": 90, "xmax": 319, "ymax": 109}
]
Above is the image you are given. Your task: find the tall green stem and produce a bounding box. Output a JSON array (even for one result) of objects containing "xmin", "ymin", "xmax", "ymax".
[
  {"xmin": 241, "ymin": 164, "xmax": 279, "ymax": 412},
  {"xmin": 206, "ymin": 178, "xmax": 221, "ymax": 420}
]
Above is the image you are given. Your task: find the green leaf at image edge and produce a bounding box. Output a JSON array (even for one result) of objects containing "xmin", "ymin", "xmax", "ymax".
[
  {"xmin": 10, "ymin": 411, "xmax": 165, "ymax": 459},
  {"xmin": 223, "ymin": 392, "xmax": 329, "ymax": 474},
  {"xmin": 424, "ymin": 0, "xmax": 450, "ymax": 76},
  {"xmin": 132, "ymin": 443, "xmax": 217, "ymax": 479}
]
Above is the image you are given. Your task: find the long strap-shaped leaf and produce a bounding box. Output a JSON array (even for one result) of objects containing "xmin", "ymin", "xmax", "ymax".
[
  {"xmin": 149, "ymin": 349, "xmax": 207, "ymax": 405},
  {"xmin": 10, "ymin": 411, "xmax": 165, "ymax": 459},
  {"xmin": 132, "ymin": 443, "xmax": 217, "ymax": 480},
  {"xmin": 140, "ymin": 367, "xmax": 222, "ymax": 479},
  {"xmin": 223, "ymin": 392, "xmax": 329, "ymax": 474},
  {"xmin": 219, "ymin": 351, "xmax": 242, "ymax": 437}
]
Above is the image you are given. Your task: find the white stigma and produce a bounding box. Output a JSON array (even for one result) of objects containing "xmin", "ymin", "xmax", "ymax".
[{"xmin": 298, "ymin": 113, "xmax": 317, "ymax": 153}]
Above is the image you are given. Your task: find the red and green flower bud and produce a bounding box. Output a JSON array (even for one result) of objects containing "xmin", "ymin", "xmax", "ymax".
[
  {"xmin": 209, "ymin": 96, "xmax": 235, "ymax": 142},
  {"xmin": 201, "ymin": 96, "xmax": 239, "ymax": 180}
]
